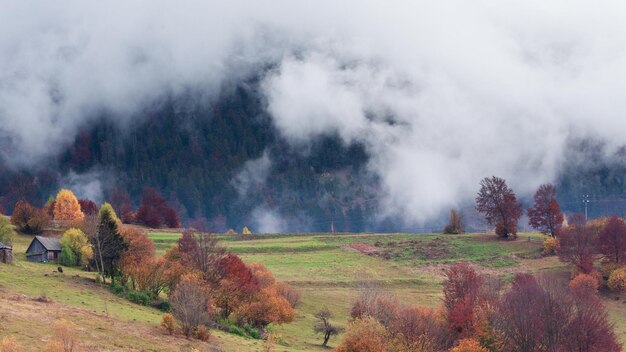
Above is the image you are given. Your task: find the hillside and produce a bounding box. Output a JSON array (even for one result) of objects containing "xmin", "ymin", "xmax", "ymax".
[
  {"xmin": 2, "ymin": 230, "xmax": 625, "ymax": 350},
  {"xmin": 1, "ymin": 85, "xmax": 625, "ymax": 233}
]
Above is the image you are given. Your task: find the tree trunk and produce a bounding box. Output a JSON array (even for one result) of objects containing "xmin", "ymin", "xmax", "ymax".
[{"xmin": 323, "ymin": 332, "xmax": 330, "ymax": 346}]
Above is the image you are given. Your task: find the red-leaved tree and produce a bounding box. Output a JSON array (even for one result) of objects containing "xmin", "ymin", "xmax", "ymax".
[
  {"xmin": 78, "ymin": 199, "xmax": 99, "ymax": 216},
  {"xmin": 443, "ymin": 263, "xmax": 483, "ymax": 338},
  {"xmin": 135, "ymin": 188, "xmax": 179, "ymax": 228},
  {"xmin": 527, "ymin": 184, "xmax": 564, "ymax": 237},
  {"xmin": 558, "ymin": 222, "xmax": 597, "ymax": 274},
  {"xmin": 475, "ymin": 176, "xmax": 523, "ymax": 238},
  {"xmin": 598, "ymin": 216, "xmax": 626, "ymax": 265}
]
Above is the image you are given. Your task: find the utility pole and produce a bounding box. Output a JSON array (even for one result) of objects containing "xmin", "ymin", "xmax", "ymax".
[{"xmin": 583, "ymin": 194, "xmax": 590, "ymax": 222}]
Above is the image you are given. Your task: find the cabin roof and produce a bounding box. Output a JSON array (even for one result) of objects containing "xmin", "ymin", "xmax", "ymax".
[
  {"xmin": 0, "ymin": 241, "xmax": 11, "ymax": 250},
  {"xmin": 27, "ymin": 236, "xmax": 61, "ymax": 252}
]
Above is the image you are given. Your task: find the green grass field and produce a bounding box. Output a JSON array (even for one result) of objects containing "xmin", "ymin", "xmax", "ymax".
[{"xmin": 146, "ymin": 231, "xmax": 626, "ymax": 350}]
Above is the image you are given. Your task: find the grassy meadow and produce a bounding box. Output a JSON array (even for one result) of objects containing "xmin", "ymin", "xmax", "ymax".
[
  {"xmin": 147, "ymin": 231, "xmax": 626, "ymax": 350},
  {"xmin": 1, "ymin": 227, "xmax": 625, "ymax": 351}
]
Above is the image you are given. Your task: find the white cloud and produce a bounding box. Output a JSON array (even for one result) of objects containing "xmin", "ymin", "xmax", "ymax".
[{"xmin": 2, "ymin": 0, "xmax": 626, "ymax": 223}]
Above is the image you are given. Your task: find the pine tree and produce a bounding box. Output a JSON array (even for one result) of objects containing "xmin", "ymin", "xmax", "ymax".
[{"xmin": 93, "ymin": 205, "xmax": 127, "ymax": 284}]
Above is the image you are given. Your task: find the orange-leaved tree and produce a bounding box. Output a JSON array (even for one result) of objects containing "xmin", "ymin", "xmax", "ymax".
[{"xmin": 53, "ymin": 189, "xmax": 84, "ymax": 223}]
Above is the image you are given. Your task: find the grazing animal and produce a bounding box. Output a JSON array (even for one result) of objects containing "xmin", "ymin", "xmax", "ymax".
[{"xmin": 57, "ymin": 266, "xmax": 63, "ymax": 273}]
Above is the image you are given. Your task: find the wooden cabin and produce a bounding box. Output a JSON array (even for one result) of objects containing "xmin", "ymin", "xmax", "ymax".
[
  {"xmin": 26, "ymin": 236, "xmax": 61, "ymax": 263},
  {"xmin": 0, "ymin": 242, "xmax": 12, "ymax": 264}
]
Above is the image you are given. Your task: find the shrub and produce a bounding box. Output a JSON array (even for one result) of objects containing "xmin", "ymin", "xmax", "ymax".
[
  {"xmin": 51, "ymin": 319, "xmax": 78, "ymax": 352},
  {"xmin": 335, "ymin": 316, "xmax": 388, "ymax": 352},
  {"xmin": 569, "ymin": 273, "xmax": 599, "ymax": 294},
  {"xmin": 170, "ymin": 273, "xmax": 212, "ymax": 337},
  {"xmin": 543, "ymin": 237, "xmax": 559, "ymax": 255},
  {"xmin": 275, "ymin": 282, "xmax": 301, "ymax": 308},
  {"xmin": 151, "ymin": 299, "xmax": 171, "ymax": 312},
  {"xmin": 608, "ymin": 267, "xmax": 626, "ymax": 293},
  {"xmin": 0, "ymin": 336, "xmax": 22, "ymax": 352},
  {"xmin": 42, "ymin": 341, "xmax": 64, "ymax": 352},
  {"xmin": 109, "ymin": 283, "xmax": 125, "ymax": 295},
  {"xmin": 444, "ymin": 209, "xmax": 464, "ymax": 234},
  {"xmin": 0, "ymin": 216, "xmax": 15, "ymax": 245},
  {"xmin": 450, "ymin": 339, "xmax": 488, "ymax": 352},
  {"xmin": 600, "ymin": 262, "xmax": 622, "ymax": 279},
  {"xmin": 127, "ymin": 290, "xmax": 151, "ymax": 306},
  {"xmin": 161, "ymin": 313, "xmax": 177, "ymax": 335},
  {"xmin": 195, "ymin": 325, "xmax": 211, "ymax": 341}
]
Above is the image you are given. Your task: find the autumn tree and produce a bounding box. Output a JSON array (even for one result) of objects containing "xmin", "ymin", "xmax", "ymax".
[
  {"xmin": 313, "ymin": 308, "xmax": 342, "ymax": 346},
  {"xmin": 135, "ymin": 188, "xmax": 179, "ymax": 228},
  {"xmin": 598, "ymin": 216, "xmax": 626, "ymax": 265},
  {"xmin": 78, "ymin": 199, "xmax": 98, "ymax": 216},
  {"xmin": 475, "ymin": 176, "xmax": 522, "ymax": 238},
  {"xmin": 235, "ymin": 287, "xmax": 296, "ymax": 328},
  {"xmin": 450, "ymin": 339, "xmax": 488, "ymax": 352},
  {"xmin": 213, "ymin": 253, "xmax": 260, "ymax": 318},
  {"xmin": 334, "ymin": 316, "xmax": 388, "ymax": 352},
  {"xmin": 558, "ymin": 222, "xmax": 597, "ymax": 274},
  {"xmin": 92, "ymin": 204, "xmax": 127, "ymax": 284},
  {"xmin": 561, "ymin": 287, "xmax": 621, "ymax": 352},
  {"xmin": 443, "ymin": 263, "xmax": 483, "ymax": 338},
  {"xmin": 119, "ymin": 226, "xmax": 156, "ymax": 289},
  {"xmin": 169, "ymin": 273, "xmax": 212, "ymax": 337},
  {"xmin": 527, "ymin": 184, "xmax": 564, "ymax": 237},
  {"xmin": 53, "ymin": 189, "xmax": 85, "ymax": 223},
  {"xmin": 59, "ymin": 228, "xmax": 91, "ymax": 267},
  {"xmin": 388, "ymin": 306, "xmax": 451, "ymax": 351},
  {"xmin": 444, "ymin": 209, "xmax": 464, "ymax": 234},
  {"xmin": 10, "ymin": 199, "xmax": 49, "ymax": 235}
]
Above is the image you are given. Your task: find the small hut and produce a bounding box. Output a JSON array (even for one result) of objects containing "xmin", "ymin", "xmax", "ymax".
[
  {"xmin": 0, "ymin": 242, "xmax": 12, "ymax": 264},
  {"xmin": 25, "ymin": 236, "xmax": 61, "ymax": 263}
]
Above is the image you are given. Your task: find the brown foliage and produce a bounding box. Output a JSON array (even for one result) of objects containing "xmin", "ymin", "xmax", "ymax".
[
  {"xmin": 443, "ymin": 263, "xmax": 483, "ymax": 338},
  {"xmin": 119, "ymin": 226, "xmax": 157, "ymax": 290},
  {"xmin": 475, "ymin": 176, "xmax": 522, "ymax": 238},
  {"xmin": 598, "ymin": 216, "xmax": 626, "ymax": 265},
  {"xmin": 608, "ymin": 267, "xmax": 626, "ymax": 293},
  {"xmin": 195, "ymin": 325, "xmax": 211, "ymax": 342},
  {"xmin": 494, "ymin": 273, "xmax": 621, "ymax": 352},
  {"xmin": 527, "ymin": 184, "xmax": 564, "ymax": 237},
  {"xmin": 50, "ymin": 319, "xmax": 78, "ymax": 352},
  {"xmin": 135, "ymin": 187, "xmax": 179, "ymax": 228},
  {"xmin": 170, "ymin": 273, "xmax": 212, "ymax": 337},
  {"xmin": 235, "ymin": 287, "xmax": 296, "ymax": 328},
  {"xmin": 388, "ymin": 307, "xmax": 450, "ymax": 351},
  {"xmin": 161, "ymin": 313, "xmax": 177, "ymax": 335},
  {"xmin": 10, "ymin": 199, "xmax": 49, "ymax": 234},
  {"xmin": 444, "ymin": 209, "xmax": 464, "ymax": 234},
  {"xmin": 558, "ymin": 222, "xmax": 597, "ymax": 274},
  {"xmin": 275, "ymin": 282, "xmax": 301, "ymax": 308},
  {"xmin": 450, "ymin": 339, "xmax": 488, "ymax": 352},
  {"xmin": 334, "ymin": 316, "xmax": 388, "ymax": 352},
  {"xmin": 77, "ymin": 199, "xmax": 98, "ymax": 216},
  {"xmin": 569, "ymin": 273, "xmax": 599, "ymax": 294},
  {"xmin": 0, "ymin": 336, "xmax": 22, "ymax": 352}
]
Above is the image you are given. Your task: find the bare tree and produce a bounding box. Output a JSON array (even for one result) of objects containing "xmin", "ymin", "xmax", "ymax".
[
  {"xmin": 313, "ymin": 308, "xmax": 342, "ymax": 347},
  {"xmin": 170, "ymin": 275, "xmax": 212, "ymax": 337}
]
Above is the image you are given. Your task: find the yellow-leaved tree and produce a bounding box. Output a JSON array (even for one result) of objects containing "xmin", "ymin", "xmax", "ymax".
[
  {"xmin": 242, "ymin": 226, "xmax": 252, "ymax": 235},
  {"xmin": 59, "ymin": 228, "xmax": 92, "ymax": 267},
  {"xmin": 53, "ymin": 189, "xmax": 84, "ymax": 223}
]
